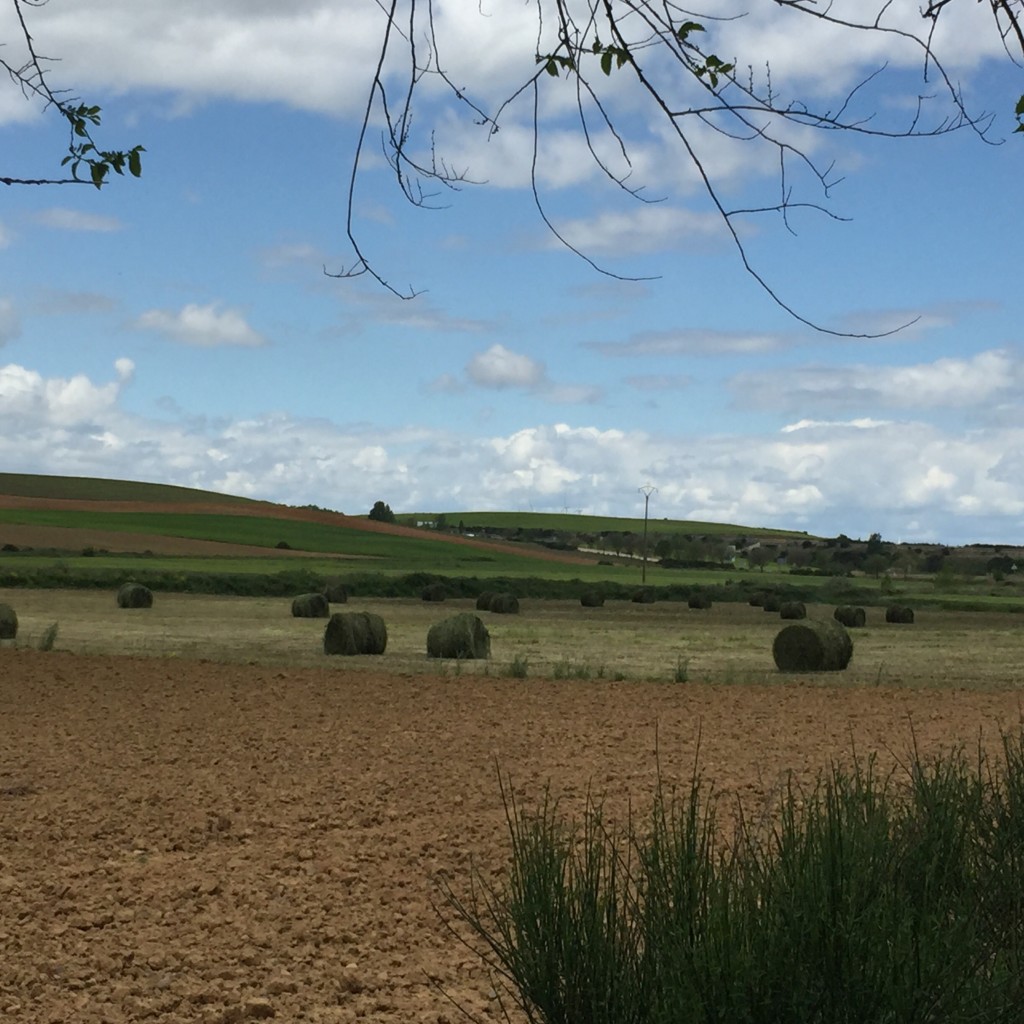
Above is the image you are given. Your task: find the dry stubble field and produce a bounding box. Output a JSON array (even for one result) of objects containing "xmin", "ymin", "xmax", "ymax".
[{"xmin": 2, "ymin": 589, "xmax": 1024, "ymax": 1023}]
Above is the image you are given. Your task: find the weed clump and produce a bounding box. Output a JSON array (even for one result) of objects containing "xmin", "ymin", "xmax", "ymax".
[{"xmin": 443, "ymin": 732, "xmax": 1024, "ymax": 1024}]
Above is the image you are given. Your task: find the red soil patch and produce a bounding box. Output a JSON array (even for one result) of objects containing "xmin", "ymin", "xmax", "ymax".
[{"xmin": 2, "ymin": 649, "xmax": 1021, "ymax": 1023}]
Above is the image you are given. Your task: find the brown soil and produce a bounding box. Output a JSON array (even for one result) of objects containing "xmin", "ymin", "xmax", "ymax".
[{"xmin": 2, "ymin": 649, "xmax": 1022, "ymax": 1023}]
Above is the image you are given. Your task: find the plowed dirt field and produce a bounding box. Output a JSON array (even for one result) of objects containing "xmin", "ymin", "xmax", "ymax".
[{"xmin": 2, "ymin": 649, "xmax": 1023, "ymax": 1023}]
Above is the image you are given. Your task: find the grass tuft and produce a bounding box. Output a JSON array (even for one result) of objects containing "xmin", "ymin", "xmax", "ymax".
[{"xmin": 442, "ymin": 731, "xmax": 1024, "ymax": 1024}]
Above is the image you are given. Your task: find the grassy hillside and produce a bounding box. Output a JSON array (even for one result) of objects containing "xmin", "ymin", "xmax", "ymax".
[{"xmin": 0, "ymin": 473, "xmax": 260, "ymax": 506}]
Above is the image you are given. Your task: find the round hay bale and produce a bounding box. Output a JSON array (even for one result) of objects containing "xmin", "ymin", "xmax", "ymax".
[
  {"xmin": 779, "ymin": 601, "xmax": 807, "ymax": 620},
  {"xmin": 426, "ymin": 612, "xmax": 491, "ymax": 659},
  {"xmin": 291, "ymin": 592, "xmax": 330, "ymax": 618},
  {"xmin": 117, "ymin": 582, "xmax": 153, "ymax": 609},
  {"xmin": 0, "ymin": 602, "xmax": 18, "ymax": 640},
  {"xmin": 322, "ymin": 581, "xmax": 349, "ymax": 603},
  {"xmin": 773, "ymin": 618, "xmax": 853, "ymax": 673},
  {"xmin": 886, "ymin": 604, "xmax": 915, "ymax": 624},
  {"xmin": 762, "ymin": 594, "xmax": 782, "ymax": 612},
  {"xmin": 632, "ymin": 588, "xmax": 656, "ymax": 604},
  {"xmin": 421, "ymin": 583, "xmax": 447, "ymax": 603},
  {"xmin": 834, "ymin": 605, "xmax": 867, "ymax": 628},
  {"xmin": 580, "ymin": 590, "xmax": 605, "ymax": 608},
  {"xmin": 323, "ymin": 611, "xmax": 388, "ymax": 656},
  {"xmin": 748, "ymin": 593, "xmax": 767, "ymax": 607},
  {"xmin": 688, "ymin": 593, "xmax": 712, "ymax": 610},
  {"xmin": 475, "ymin": 591, "xmax": 496, "ymax": 611},
  {"xmin": 489, "ymin": 592, "xmax": 520, "ymax": 614}
]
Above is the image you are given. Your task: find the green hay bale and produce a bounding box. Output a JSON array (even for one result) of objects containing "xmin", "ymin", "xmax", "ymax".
[
  {"xmin": 688, "ymin": 593, "xmax": 712, "ymax": 610},
  {"xmin": 580, "ymin": 590, "xmax": 605, "ymax": 608},
  {"xmin": 886, "ymin": 604, "xmax": 915, "ymax": 624},
  {"xmin": 489, "ymin": 592, "xmax": 520, "ymax": 614},
  {"xmin": 421, "ymin": 583, "xmax": 447, "ymax": 603},
  {"xmin": 0, "ymin": 603, "xmax": 18, "ymax": 640},
  {"xmin": 632, "ymin": 588, "xmax": 656, "ymax": 604},
  {"xmin": 426, "ymin": 613, "xmax": 491, "ymax": 660},
  {"xmin": 322, "ymin": 581, "xmax": 349, "ymax": 603},
  {"xmin": 291, "ymin": 592, "xmax": 330, "ymax": 618},
  {"xmin": 834, "ymin": 605, "xmax": 867, "ymax": 628},
  {"xmin": 762, "ymin": 594, "xmax": 782, "ymax": 612},
  {"xmin": 476, "ymin": 591, "xmax": 497, "ymax": 611},
  {"xmin": 117, "ymin": 582, "xmax": 153, "ymax": 609},
  {"xmin": 773, "ymin": 618, "xmax": 853, "ymax": 673},
  {"xmin": 323, "ymin": 611, "xmax": 388, "ymax": 656},
  {"xmin": 779, "ymin": 601, "xmax": 807, "ymax": 620}
]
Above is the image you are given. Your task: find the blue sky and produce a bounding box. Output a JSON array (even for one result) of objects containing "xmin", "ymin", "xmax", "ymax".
[{"xmin": 1, "ymin": 1, "xmax": 1022, "ymax": 543}]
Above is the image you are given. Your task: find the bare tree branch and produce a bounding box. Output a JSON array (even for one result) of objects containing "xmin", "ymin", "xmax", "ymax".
[{"xmin": 336, "ymin": 0, "xmax": 1020, "ymax": 334}]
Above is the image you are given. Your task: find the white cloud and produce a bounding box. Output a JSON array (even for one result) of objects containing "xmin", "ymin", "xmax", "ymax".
[
  {"xmin": 467, "ymin": 344, "xmax": 546, "ymax": 390},
  {"xmin": 547, "ymin": 206, "xmax": 725, "ymax": 255},
  {"xmin": 135, "ymin": 303, "xmax": 268, "ymax": 348},
  {"xmin": 0, "ymin": 359, "xmax": 132, "ymax": 427},
  {"xmin": 33, "ymin": 208, "xmax": 124, "ymax": 232},
  {"xmin": 2, "ymin": 360, "xmax": 1024, "ymax": 541},
  {"xmin": 731, "ymin": 349, "xmax": 1024, "ymax": 414},
  {"xmin": 590, "ymin": 328, "xmax": 788, "ymax": 357}
]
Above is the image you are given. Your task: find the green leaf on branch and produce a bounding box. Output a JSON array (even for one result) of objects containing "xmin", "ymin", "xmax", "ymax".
[{"xmin": 677, "ymin": 21, "xmax": 705, "ymax": 42}]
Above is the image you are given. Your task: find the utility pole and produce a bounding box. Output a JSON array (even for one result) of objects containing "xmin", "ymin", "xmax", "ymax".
[{"xmin": 638, "ymin": 483, "xmax": 657, "ymax": 584}]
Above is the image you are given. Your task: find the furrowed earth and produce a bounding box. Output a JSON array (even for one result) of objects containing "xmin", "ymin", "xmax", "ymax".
[
  {"xmin": 2, "ymin": 648, "xmax": 1023, "ymax": 1024},
  {"xmin": 2, "ymin": 501, "xmax": 1023, "ymax": 1021}
]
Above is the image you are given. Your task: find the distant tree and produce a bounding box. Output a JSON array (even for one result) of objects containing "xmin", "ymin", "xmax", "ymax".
[
  {"xmin": 435, "ymin": 513, "xmax": 448, "ymax": 531},
  {"xmin": 368, "ymin": 500, "xmax": 396, "ymax": 523},
  {"xmin": 746, "ymin": 546, "xmax": 774, "ymax": 573}
]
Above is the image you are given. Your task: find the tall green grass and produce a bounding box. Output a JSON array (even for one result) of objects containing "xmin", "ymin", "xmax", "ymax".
[{"xmin": 442, "ymin": 732, "xmax": 1024, "ymax": 1023}]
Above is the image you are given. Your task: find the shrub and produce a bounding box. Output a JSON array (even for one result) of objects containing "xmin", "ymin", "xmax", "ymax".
[
  {"xmin": 688, "ymin": 593, "xmax": 712, "ymax": 610},
  {"xmin": 834, "ymin": 605, "xmax": 867, "ymax": 628},
  {"xmin": 442, "ymin": 734, "xmax": 1024, "ymax": 1024},
  {"xmin": 0, "ymin": 602, "xmax": 17, "ymax": 639},
  {"xmin": 322, "ymin": 580, "xmax": 349, "ymax": 603},
  {"xmin": 773, "ymin": 618, "xmax": 853, "ymax": 672},
  {"xmin": 886, "ymin": 604, "xmax": 915, "ymax": 624},
  {"xmin": 504, "ymin": 654, "xmax": 529, "ymax": 678},
  {"xmin": 779, "ymin": 600, "xmax": 807, "ymax": 620},
  {"xmin": 275, "ymin": 540, "xmax": 292, "ymax": 550},
  {"xmin": 323, "ymin": 611, "xmax": 387, "ymax": 656},
  {"xmin": 579, "ymin": 590, "xmax": 605, "ymax": 608},
  {"xmin": 421, "ymin": 583, "xmax": 447, "ymax": 602},
  {"xmin": 291, "ymin": 592, "xmax": 330, "ymax": 618},
  {"xmin": 116, "ymin": 582, "xmax": 153, "ymax": 609},
  {"xmin": 426, "ymin": 612, "xmax": 491, "ymax": 659}
]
